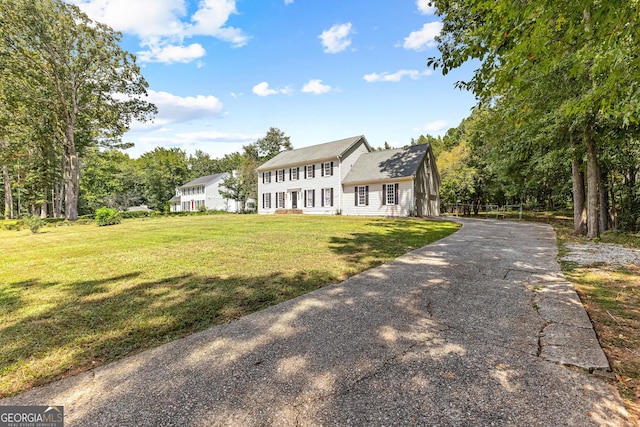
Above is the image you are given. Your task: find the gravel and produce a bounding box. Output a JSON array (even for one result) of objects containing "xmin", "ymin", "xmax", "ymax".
[{"xmin": 562, "ymin": 243, "xmax": 640, "ymax": 267}]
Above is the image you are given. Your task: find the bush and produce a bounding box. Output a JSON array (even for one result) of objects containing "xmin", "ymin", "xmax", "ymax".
[
  {"xmin": 25, "ymin": 215, "xmax": 45, "ymax": 233},
  {"xmin": 0, "ymin": 219, "xmax": 24, "ymax": 231},
  {"xmin": 95, "ymin": 207, "xmax": 121, "ymax": 226},
  {"xmin": 119, "ymin": 210, "xmax": 150, "ymax": 219}
]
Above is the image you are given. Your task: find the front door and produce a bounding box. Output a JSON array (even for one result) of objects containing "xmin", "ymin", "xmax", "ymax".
[{"xmin": 291, "ymin": 191, "xmax": 298, "ymax": 209}]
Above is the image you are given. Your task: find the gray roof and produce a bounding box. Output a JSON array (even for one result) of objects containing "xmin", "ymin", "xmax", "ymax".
[
  {"xmin": 257, "ymin": 135, "xmax": 370, "ymax": 170},
  {"xmin": 179, "ymin": 173, "xmax": 227, "ymax": 188},
  {"xmin": 342, "ymin": 144, "xmax": 429, "ymax": 184}
]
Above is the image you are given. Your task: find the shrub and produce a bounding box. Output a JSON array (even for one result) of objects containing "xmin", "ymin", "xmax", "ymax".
[
  {"xmin": 95, "ymin": 207, "xmax": 121, "ymax": 226},
  {"xmin": 25, "ymin": 215, "xmax": 45, "ymax": 233},
  {"xmin": 119, "ymin": 210, "xmax": 150, "ymax": 219},
  {"xmin": 0, "ymin": 219, "xmax": 24, "ymax": 231},
  {"xmin": 197, "ymin": 204, "xmax": 207, "ymax": 213}
]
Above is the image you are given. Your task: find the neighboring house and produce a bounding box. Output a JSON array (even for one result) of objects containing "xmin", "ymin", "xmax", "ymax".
[
  {"xmin": 256, "ymin": 135, "xmax": 440, "ymax": 217},
  {"xmin": 168, "ymin": 173, "xmax": 239, "ymax": 213}
]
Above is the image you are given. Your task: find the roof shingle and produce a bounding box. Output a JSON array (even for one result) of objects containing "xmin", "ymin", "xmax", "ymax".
[
  {"xmin": 343, "ymin": 144, "xmax": 429, "ymax": 184},
  {"xmin": 257, "ymin": 135, "xmax": 369, "ymax": 170}
]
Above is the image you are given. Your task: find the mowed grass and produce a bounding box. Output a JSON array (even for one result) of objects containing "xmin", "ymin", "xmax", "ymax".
[{"xmin": 0, "ymin": 214, "xmax": 459, "ymax": 397}]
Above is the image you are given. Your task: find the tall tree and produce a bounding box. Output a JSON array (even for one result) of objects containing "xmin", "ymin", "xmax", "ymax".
[
  {"xmin": 137, "ymin": 147, "xmax": 189, "ymax": 211},
  {"xmin": 428, "ymin": 0, "xmax": 640, "ymax": 237},
  {"xmin": 0, "ymin": 0, "xmax": 155, "ymax": 220}
]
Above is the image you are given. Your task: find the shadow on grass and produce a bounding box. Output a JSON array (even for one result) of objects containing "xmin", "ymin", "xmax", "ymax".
[
  {"xmin": 0, "ymin": 270, "xmax": 335, "ymax": 397},
  {"xmin": 328, "ymin": 219, "xmax": 459, "ymax": 268}
]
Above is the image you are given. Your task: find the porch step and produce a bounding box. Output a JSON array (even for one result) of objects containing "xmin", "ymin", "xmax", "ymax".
[{"xmin": 275, "ymin": 209, "xmax": 303, "ymax": 215}]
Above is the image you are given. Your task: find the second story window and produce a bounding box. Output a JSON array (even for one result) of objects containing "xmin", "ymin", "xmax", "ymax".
[
  {"xmin": 290, "ymin": 167, "xmax": 298, "ymax": 180},
  {"xmin": 263, "ymin": 171, "xmax": 271, "ymax": 184},
  {"xmin": 277, "ymin": 169, "xmax": 285, "ymax": 182},
  {"xmin": 305, "ymin": 165, "xmax": 315, "ymax": 179}
]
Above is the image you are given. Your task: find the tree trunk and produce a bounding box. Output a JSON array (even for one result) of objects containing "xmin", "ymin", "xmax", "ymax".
[
  {"xmin": 584, "ymin": 123, "xmax": 599, "ymax": 239},
  {"xmin": 599, "ymin": 169, "xmax": 608, "ymax": 233},
  {"xmin": 2, "ymin": 164, "xmax": 14, "ymax": 219},
  {"xmin": 63, "ymin": 131, "xmax": 80, "ymax": 221},
  {"xmin": 571, "ymin": 133, "xmax": 587, "ymax": 236}
]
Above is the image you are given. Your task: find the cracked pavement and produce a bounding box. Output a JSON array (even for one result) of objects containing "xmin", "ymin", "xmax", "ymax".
[{"xmin": 1, "ymin": 218, "xmax": 632, "ymax": 426}]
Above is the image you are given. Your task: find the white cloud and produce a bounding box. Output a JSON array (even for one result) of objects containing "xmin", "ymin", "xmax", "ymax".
[
  {"xmin": 139, "ymin": 90, "xmax": 224, "ymax": 127},
  {"xmin": 319, "ymin": 23, "xmax": 353, "ymax": 54},
  {"xmin": 403, "ymin": 22, "xmax": 443, "ymax": 51},
  {"xmin": 416, "ymin": 0, "xmax": 436, "ymax": 15},
  {"xmin": 415, "ymin": 120, "xmax": 449, "ymax": 133},
  {"xmin": 137, "ymin": 43, "xmax": 206, "ymax": 64},
  {"xmin": 252, "ymin": 82, "xmax": 292, "ymax": 97},
  {"xmin": 285, "ymin": 0, "xmax": 294, "ymax": 4},
  {"xmin": 363, "ymin": 69, "xmax": 432, "ymax": 82},
  {"xmin": 68, "ymin": 0, "xmax": 249, "ymax": 64},
  {"xmin": 172, "ymin": 131, "xmax": 261, "ymax": 143},
  {"xmin": 302, "ymin": 79, "xmax": 332, "ymax": 95}
]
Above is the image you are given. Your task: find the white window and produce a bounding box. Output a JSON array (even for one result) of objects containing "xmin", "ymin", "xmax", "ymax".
[
  {"xmin": 383, "ymin": 184, "xmax": 399, "ymax": 205},
  {"xmin": 355, "ymin": 186, "xmax": 369, "ymax": 206},
  {"xmin": 277, "ymin": 192, "xmax": 285, "ymax": 208},
  {"xmin": 263, "ymin": 193, "xmax": 271, "ymax": 209},
  {"xmin": 263, "ymin": 171, "xmax": 271, "ymax": 183},
  {"xmin": 305, "ymin": 189, "xmax": 315, "ymax": 207},
  {"xmin": 305, "ymin": 165, "xmax": 315, "ymax": 179},
  {"xmin": 322, "ymin": 188, "xmax": 333, "ymax": 207},
  {"xmin": 322, "ymin": 162, "xmax": 333, "ymax": 176},
  {"xmin": 290, "ymin": 167, "xmax": 298, "ymax": 180},
  {"xmin": 277, "ymin": 169, "xmax": 285, "ymax": 182}
]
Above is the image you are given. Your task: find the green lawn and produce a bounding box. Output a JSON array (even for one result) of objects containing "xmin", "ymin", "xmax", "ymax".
[{"xmin": 0, "ymin": 214, "xmax": 459, "ymax": 397}]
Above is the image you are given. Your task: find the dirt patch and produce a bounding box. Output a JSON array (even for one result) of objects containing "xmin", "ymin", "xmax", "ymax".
[{"xmin": 562, "ymin": 243, "xmax": 640, "ymax": 424}]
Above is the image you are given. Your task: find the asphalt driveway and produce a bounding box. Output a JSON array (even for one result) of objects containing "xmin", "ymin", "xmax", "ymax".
[{"xmin": 1, "ymin": 218, "xmax": 632, "ymax": 426}]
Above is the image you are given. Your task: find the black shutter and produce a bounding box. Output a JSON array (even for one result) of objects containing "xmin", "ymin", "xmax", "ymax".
[
  {"xmin": 355, "ymin": 187, "xmax": 358, "ymax": 206},
  {"xmin": 297, "ymin": 167, "xmax": 299, "ymax": 180},
  {"xmin": 365, "ymin": 186, "xmax": 369, "ymax": 206},
  {"xmin": 321, "ymin": 189, "xmax": 325, "ymax": 207},
  {"xmin": 330, "ymin": 188, "xmax": 334, "ymax": 206},
  {"xmin": 321, "ymin": 163, "xmax": 325, "ymax": 177},
  {"xmin": 304, "ymin": 190, "xmax": 307, "ymax": 207},
  {"xmin": 382, "ymin": 184, "xmax": 387, "ymax": 205},
  {"xmin": 312, "ymin": 164, "xmax": 315, "ymax": 178},
  {"xmin": 262, "ymin": 193, "xmax": 265, "ymax": 209},
  {"xmin": 394, "ymin": 183, "xmax": 399, "ymax": 205},
  {"xmin": 289, "ymin": 168, "xmax": 292, "ymax": 180},
  {"xmin": 330, "ymin": 161, "xmax": 334, "ymax": 175}
]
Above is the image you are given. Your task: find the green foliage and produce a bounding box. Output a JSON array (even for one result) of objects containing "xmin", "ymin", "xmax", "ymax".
[
  {"xmin": 119, "ymin": 210, "xmax": 150, "ymax": 219},
  {"xmin": 0, "ymin": 219, "xmax": 23, "ymax": 231},
  {"xmin": 137, "ymin": 147, "xmax": 189, "ymax": 211},
  {"xmin": 95, "ymin": 207, "xmax": 121, "ymax": 227},
  {"xmin": 79, "ymin": 148, "xmax": 142, "ymax": 214},
  {"xmin": 25, "ymin": 215, "xmax": 45, "ymax": 233},
  {"xmin": 429, "ymin": 0, "xmax": 640, "ymax": 234},
  {"xmin": 0, "ymin": 0, "xmax": 156, "ymax": 220}
]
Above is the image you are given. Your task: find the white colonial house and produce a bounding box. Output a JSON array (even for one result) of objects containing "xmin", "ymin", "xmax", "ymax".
[
  {"xmin": 256, "ymin": 135, "xmax": 440, "ymax": 217},
  {"xmin": 168, "ymin": 173, "xmax": 240, "ymax": 213}
]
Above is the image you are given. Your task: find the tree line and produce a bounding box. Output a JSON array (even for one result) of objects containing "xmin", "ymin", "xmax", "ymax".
[
  {"xmin": 428, "ymin": 0, "xmax": 640, "ymax": 237},
  {"xmin": 0, "ymin": 0, "xmax": 156, "ymax": 220}
]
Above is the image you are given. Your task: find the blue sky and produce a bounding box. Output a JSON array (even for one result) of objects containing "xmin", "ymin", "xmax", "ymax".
[{"xmin": 68, "ymin": 0, "xmax": 477, "ymax": 158}]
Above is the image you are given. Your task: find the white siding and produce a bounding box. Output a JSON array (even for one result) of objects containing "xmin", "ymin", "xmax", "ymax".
[
  {"xmin": 341, "ymin": 180, "xmax": 414, "ymax": 216},
  {"xmin": 205, "ymin": 175, "xmax": 234, "ymax": 212},
  {"xmin": 258, "ymin": 162, "xmax": 341, "ymax": 214},
  {"xmin": 172, "ymin": 173, "xmax": 235, "ymax": 212}
]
